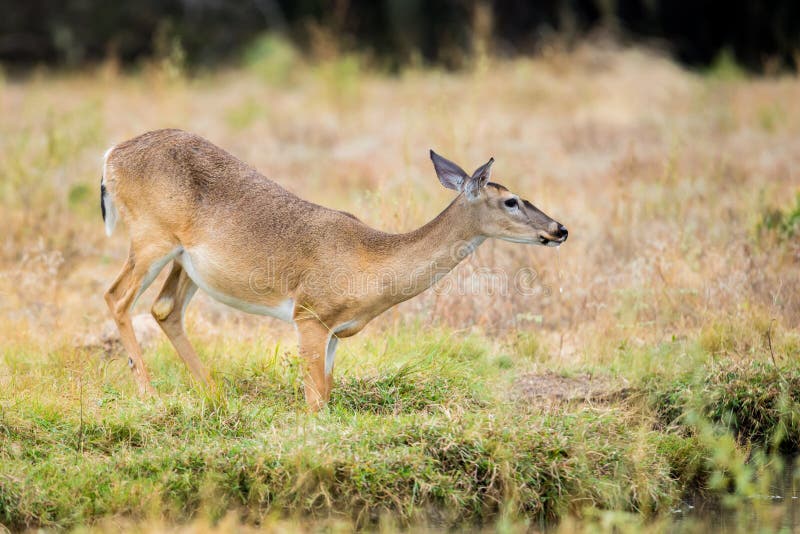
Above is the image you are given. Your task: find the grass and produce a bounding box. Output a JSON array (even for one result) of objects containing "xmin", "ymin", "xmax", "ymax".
[
  {"xmin": 3, "ymin": 327, "xmax": 800, "ymax": 531},
  {"xmin": 759, "ymin": 191, "xmax": 800, "ymax": 241},
  {"xmin": 1, "ymin": 39, "xmax": 800, "ymax": 531},
  {"xmin": 650, "ymin": 360, "xmax": 800, "ymax": 452}
]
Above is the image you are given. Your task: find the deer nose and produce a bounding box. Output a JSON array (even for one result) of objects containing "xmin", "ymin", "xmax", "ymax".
[
  {"xmin": 548, "ymin": 221, "xmax": 567, "ymax": 237},
  {"xmin": 548, "ymin": 222, "xmax": 568, "ymax": 241}
]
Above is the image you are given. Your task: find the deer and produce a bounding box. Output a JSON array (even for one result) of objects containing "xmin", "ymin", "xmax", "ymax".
[{"xmin": 101, "ymin": 129, "xmax": 568, "ymax": 410}]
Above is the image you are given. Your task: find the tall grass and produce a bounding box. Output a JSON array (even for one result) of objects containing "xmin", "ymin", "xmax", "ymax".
[{"xmin": 1, "ymin": 41, "xmax": 799, "ymax": 530}]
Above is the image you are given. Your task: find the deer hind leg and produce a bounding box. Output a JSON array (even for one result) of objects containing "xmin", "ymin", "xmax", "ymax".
[
  {"xmin": 151, "ymin": 261, "xmax": 214, "ymax": 389},
  {"xmin": 324, "ymin": 335, "xmax": 339, "ymax": 403},
  {"xmin": 105, "ymin": 244, "xmax": 180, "ymax": 395},
  {"xmin": 296, "ymin": 319, "xmax": 333, "ymax": 412}
]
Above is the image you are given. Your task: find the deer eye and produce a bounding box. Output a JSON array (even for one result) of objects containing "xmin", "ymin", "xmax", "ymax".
[{"xmin": 504, "ymin": 198, "xmax": 519, "ymax": 209}]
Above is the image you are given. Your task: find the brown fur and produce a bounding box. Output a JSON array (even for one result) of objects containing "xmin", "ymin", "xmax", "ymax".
[{"xmin": 103, "ymin": 129, "xmax": 566, "ymax": 410}]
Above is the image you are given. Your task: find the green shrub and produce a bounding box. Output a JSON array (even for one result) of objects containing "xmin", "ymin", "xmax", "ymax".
[{"xmin": 758, "ymin": 192, "xmax": 800, "ymax": 240}]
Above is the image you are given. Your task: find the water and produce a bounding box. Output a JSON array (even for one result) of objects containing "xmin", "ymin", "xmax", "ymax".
[
  {"xmin": 670, "ymin": 456, "xmax": 800, "ymax": 533},
  {"xmin": 533, "ymin": 457, "xmax": 800, "ymax": 533}
]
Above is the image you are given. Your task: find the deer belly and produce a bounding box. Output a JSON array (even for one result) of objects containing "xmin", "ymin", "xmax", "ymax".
[{"xmin": 177, "ymin": 249, "xmax": 295, "ymax": 322}]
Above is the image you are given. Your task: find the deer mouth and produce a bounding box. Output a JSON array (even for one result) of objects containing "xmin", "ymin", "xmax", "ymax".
[{"xmin": 537, "ymin": 231, "xmax": 568, "ymax": 247}]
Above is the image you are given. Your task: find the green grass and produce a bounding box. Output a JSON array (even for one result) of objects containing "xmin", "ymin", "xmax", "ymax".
[
  {"xmin": 649, "ymin": 360, "xmax": 800, "ymax": 452},
  {"xmin": 759, "ymin": 191, "xmax": 800, "ymax": 241},
  {"xmin": 3, "ymin": 326, "xmax": 800, "ymax": 531}
]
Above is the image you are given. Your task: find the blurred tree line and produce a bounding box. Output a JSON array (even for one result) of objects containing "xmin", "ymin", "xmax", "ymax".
[{"xmin": 1, "ymin": 0, "xmax": 799, "ymax": 72}]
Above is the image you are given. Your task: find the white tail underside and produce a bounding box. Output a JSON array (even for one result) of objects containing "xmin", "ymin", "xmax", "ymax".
[{"xmin": 102, "ymin": 146, "xmax": 118, "ymax": 237}]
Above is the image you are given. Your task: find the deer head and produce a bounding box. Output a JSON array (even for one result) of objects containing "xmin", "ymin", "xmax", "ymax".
[{"xmin": 430, "ymin": 150, "xmax": 568, "ymax": 246}]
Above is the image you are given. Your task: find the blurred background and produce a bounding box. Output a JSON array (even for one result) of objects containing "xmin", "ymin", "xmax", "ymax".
[
  {"xmin": 2, "ymin": 0, "xmax": 800, "ymax": 72},
  {"xmin": 0, "ymin": 1, "xmax": 797, "ymax": 361}
]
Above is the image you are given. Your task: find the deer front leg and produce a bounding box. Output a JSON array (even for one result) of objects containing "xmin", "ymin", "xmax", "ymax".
[{"xmin": 296, "ymin": 319, "xmax": 331, "ymax": 412}]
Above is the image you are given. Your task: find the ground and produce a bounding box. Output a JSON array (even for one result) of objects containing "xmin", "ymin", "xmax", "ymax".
[{"xmin": 1, "ymin": 41, "xmax": 799, "ymax": 532}]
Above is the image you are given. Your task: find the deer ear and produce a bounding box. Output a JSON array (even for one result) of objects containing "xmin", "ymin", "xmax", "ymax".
[
  {"xmin": 464, "ymin": 157, "xmax": 494, "ymax": 200},
  {"xmin": 430, "ymin": 150, "xmax": 469, "ymax": 192}
]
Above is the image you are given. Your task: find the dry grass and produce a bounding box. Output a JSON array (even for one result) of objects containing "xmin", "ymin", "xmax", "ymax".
[
  {"xmin": 1, "ymin": 40, "xmax": 800, "ymax": 531},
  {"xmin": 1, "ymin": 42, "xmax": 797, "ymax": 359}
]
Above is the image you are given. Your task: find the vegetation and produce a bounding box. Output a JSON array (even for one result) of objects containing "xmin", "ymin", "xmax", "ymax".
[
  {"xmin": 1, "ymin": 42, "xmax": 799, "ymax": 531},
  {"xmin": 3, "ymin": 331, "xmax": 800, "ymax": 532},
  {"xmin": 6, "ymin": 2, "xmax": 800, "ymax": 71},
  {"xmin": 759, "ymin": 192, "xmax": 800, "ymax": 241}
]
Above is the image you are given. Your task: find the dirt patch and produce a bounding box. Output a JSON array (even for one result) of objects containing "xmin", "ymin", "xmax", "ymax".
[{"xmin": 514, "ymin": 372, "xmax": 635, "ymax": 403}]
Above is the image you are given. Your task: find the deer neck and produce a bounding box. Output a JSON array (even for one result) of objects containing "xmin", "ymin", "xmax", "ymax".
[{"xmin": 377, "ymin": 195, "xmax": 485, "ymax": 302}]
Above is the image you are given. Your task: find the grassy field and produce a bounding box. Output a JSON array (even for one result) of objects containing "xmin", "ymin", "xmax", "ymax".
[{"xmin": 1, "ymin": 41, "xmax": 800, "ymax": 531}]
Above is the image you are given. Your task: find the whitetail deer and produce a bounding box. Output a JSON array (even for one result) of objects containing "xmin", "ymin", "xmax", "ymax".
[{"xmin": 101, "ymin": 129, "xmax": 567, "ymax": 410}]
